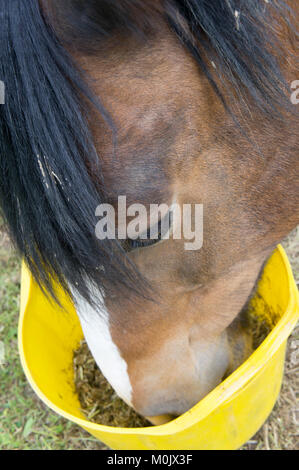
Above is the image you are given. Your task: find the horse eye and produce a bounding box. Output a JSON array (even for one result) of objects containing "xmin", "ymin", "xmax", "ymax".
[
  {"xmin": 122, "ymin": 210, "xmax": 173, "ymax": 252},
  {"xmin": 121, "ymin": 222, "xmax": 163, "ymax": 252},
  {"xmin": 122, "ymin": 237, "xmax": 161, "ymax": 252}
]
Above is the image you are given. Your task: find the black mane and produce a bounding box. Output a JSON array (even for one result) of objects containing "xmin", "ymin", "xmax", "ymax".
[
  {"xmin": 0, "ymin": 0, "xmax": 296, "ymax": 311},
  {"xmin": 49, "ymin": 0, "xmax": 296, "ymax": 115}
]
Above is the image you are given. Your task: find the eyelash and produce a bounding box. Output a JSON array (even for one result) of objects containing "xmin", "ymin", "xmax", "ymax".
[
  {"xmin": 121, "ymin": 223, "xmax": 163, "ymax": 252},
  {"xmin": 121, "ymin": 210, "xmax": 174, "ymax": 252}
]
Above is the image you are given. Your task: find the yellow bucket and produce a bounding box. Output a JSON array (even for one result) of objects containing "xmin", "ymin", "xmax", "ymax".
[{"xmin": 18, "ymin": 245, "xmax": 299, "ymax": 450}]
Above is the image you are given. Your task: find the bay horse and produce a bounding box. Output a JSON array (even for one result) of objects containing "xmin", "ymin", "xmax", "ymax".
[{"xmin": 0, "ymin": 0, "xmax": 298, "ymax": 422}]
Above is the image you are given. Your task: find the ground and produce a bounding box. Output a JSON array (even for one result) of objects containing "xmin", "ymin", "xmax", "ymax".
[{"xmin": 0, "ymin": 219, "xmax": 298, "ymax": 450}]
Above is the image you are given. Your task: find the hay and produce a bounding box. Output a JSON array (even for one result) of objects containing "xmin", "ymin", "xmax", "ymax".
[
  {"xmin": 245, "ymin": 293, "xmax": 280, "ymax": 350},
  {"xmin": 73, "ymin": 300, "xmax": 275, "ymax": 429},
  {"xmin": 73, "ymin": 341, "xmax": 150, "ymax": 428}
]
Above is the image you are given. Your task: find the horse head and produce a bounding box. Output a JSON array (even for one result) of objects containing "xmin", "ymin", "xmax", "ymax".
[{"xmin": 0, "ymin": 0, "xmax": 298, "ymax": 420}]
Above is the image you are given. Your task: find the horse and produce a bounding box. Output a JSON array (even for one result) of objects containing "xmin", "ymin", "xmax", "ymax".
[{"xmin": 0, "ymin": 0, "xmax": 298, "ymax": 423}]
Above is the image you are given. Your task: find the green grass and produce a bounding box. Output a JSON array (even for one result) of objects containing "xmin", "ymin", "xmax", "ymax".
[
  {"xmin": 0, "ymin": 232, "xmax": 105, "ymax": 450},
  {"xmin": 0, "ymin": 224, "xmax": 298, "ymax": 450}
]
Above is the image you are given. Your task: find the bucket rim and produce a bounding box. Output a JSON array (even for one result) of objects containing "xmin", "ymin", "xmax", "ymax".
[{"xmin": 18, "ymin": 244, "xmax": 299, "ymax": 436}]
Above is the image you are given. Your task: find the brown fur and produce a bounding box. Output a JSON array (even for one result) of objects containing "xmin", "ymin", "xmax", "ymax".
[{"xmin": 60, "ymin": 4, "xmax": 299, "ymax": 416}]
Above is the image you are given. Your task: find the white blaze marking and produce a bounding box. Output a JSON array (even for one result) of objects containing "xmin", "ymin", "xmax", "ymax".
[{"xmin": 72, "ymin": 287, "xmax": 133, "ymax": 407}]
